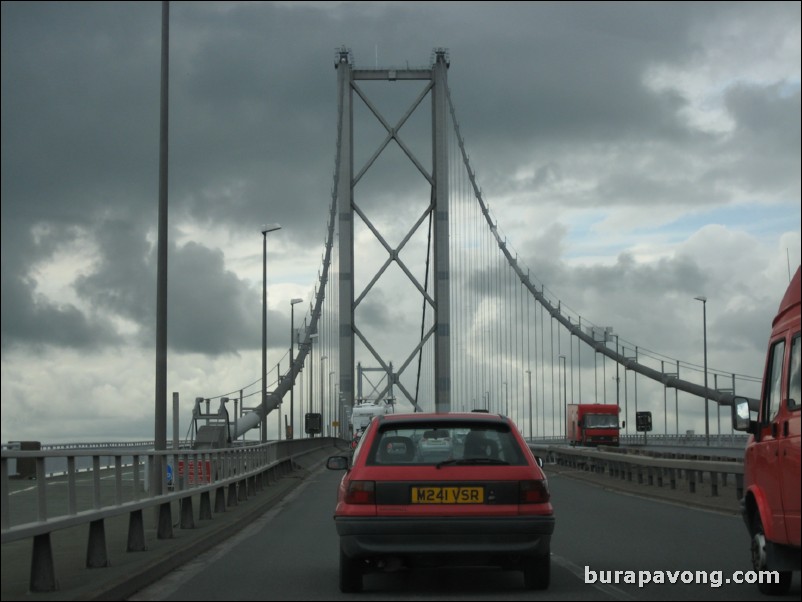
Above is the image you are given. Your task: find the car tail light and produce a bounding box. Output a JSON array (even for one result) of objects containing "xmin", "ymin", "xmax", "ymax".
[
  {"xmin": 345, "ymin": 481, "xmax": 375, "ymax": 504},
  {"xmin": 519, "ymin": 480, "xmax": 550, "ymax": 504}
]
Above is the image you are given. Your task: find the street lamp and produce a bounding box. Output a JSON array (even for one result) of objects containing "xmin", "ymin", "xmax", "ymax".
[
  {"xmin": 319, "ymin": 355, "xmax": 328, "ymax": 437},
  {"xmin": 328, "ymin": 371, "xmax": 335, "ymax": 437},
  {"xmin": 261, "ymin": 223, "xmax": 281, "ymax": 443},
  {"xmin": 694, "ymin": 296, "xmax": 710, "ymax": 447},
  {"xmin": 526, "ymin": 369, "xmax": 533, "ymax": 440},
  {"xmin": 308, "ymin": 332, "xmax": 319, "ymax": 438},
  {"xmin": 289, "ymin": 298, "xmax": 303, "ymax": 439},
  {"xmin": 559, "ymin": 355, "xmax": 567, "ymax": 438}
]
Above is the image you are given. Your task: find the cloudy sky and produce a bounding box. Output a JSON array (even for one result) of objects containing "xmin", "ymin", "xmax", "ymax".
[{"xmin": 2, "ymin": 1, "xmax": 799, "ymax": 443}]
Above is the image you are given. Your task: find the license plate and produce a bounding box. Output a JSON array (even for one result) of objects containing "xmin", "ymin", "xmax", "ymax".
[{"xmin": 411, "ymin": 486, "xmax": 484, "ymax": 504}]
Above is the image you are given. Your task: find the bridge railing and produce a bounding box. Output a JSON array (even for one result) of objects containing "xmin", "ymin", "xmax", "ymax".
[
  {"xmin": 527, "ymin": 433, "xmax": 747, "ymax": 449},
  {"xmin": 530, "ymin": 443, "xmax": 744, "ymax": 502},
  {"xmin": 1, "ymin": 437, "xmax": 337, "ymax": 592}
]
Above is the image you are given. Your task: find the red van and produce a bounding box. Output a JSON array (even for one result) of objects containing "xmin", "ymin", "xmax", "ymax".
[{"xmin": 733, "ymin": 266, "xmax": 800, "ymax": 594}]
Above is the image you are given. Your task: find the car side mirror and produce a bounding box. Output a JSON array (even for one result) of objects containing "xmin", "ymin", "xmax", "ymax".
[
  {"xmin": 534, "ymin": 456, "xmax": 544, "ymax": 468},
  {"xmin": 731, "ymin": 397, "xmax": 755, "ymax": 434},
  {"xmin": 326, "ymin": 455, "xmax": 350, "ymax": 471}
]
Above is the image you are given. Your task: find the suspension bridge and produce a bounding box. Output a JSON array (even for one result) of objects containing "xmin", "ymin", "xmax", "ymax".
[
  {"xmin": 208, "ymin": 47, "xmax": 759, "ymax": 448},
  {"xmin": 3, "ymin": 48, "xmax": 778, "ymax": 600}
]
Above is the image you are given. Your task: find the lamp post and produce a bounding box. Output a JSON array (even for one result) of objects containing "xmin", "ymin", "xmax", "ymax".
[
  {"xmin": 261, "ymin": 223, "xmax": 281, "ymax": 443},
  {"xmin": 694, "ymin": 296, "xmax": 710, "ymax": 446},
  {"xmin": 559, "ymin": 355, "xmax": 567, "ymax": 439},
  {"xmin": 308, "ymin": 332, "xmax": 319, "ymax": 437},
  {"xmin": 319, "ymin": 355, "xmax": 328, "ymax": 437},
  {"xmin": 289, "ymin": 298, "xmax": 303, "ymax": 439},
  {"xmin": 613, "ymin": 334, "xmax": 620, "ymax": 408},
  {"xmin": 503, "ymin": 382, "xmax": 508, "ymax": 416},
  {"xmin": 334, "ymin": 383, "xmax": 340, "ymax": 437},
  {"xmin": 328, "ymin": 371, "xmax": 335, "ymax": 437},
  {"xmin": 526, "ymin": 369, "xmax": 533, "ymax": 440}
]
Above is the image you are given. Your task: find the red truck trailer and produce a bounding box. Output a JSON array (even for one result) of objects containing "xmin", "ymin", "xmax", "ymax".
[
  {"xmin": 565, "ymin": 403, "xmax": 621, "ymax": 447},
  {"xmin": 733, "ymin": 266, "xmax": 800, "ymax": 594}
]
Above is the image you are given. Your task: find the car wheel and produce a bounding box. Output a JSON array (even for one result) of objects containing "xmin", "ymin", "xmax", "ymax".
[
  {"xmin": 523, "ymin": 553, "xmax": 550, "ymax": 590},
  {"xmin": 339, "ymin": 547, "xmax": 363, "ymax": 593},
  {"xmin": 751, "ymin": 513, "xmax": 792, "ymax": 595}
]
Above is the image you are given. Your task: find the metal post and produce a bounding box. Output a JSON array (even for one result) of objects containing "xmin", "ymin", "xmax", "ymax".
[
  {"xmin": 290, "ymin": 298, "xmax": 302, "ymax": 439},
  {"xmin": 262, "ymin": 230, "xmax": 266, "ymax": 443},
  {"xmin": 526, "ymin": 369, "xmax": 533, "ymax": 439},
  {"xmin": 695, "ymin": 296, "xmax": 710, "ymax": 446},
  {"xmin": 261, "ymin": 224, "xmax": 281, "ymax": 443},
  {"xmin": 560, "ymin": 356, "xmax": 567, "ymax": 437},
  {"xmin": 329, "ymin": 371, "xmax": 335, "ymax": 437},
  {"xmin": 309, "ymin": 333, "xmax": 318, "ymax": 437},
  {"xmin": 153, "ymin": 0, "xmax": 170, "ymax": 496},
  {"xmin": 319, "ymin": 355, "xmax": 327, "ymax": 437},
  {"xmin": 615, "ymin": 335, "xmax": 620, "ymax": 408}
]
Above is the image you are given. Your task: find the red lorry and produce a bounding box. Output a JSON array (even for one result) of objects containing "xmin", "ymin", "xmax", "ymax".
[
  {"xmin": 733, "ymin": 266, "xmax": 800, "ymax": 594},
  {"xmin": 565, "ymin": 403, "xmax": 621, "ymax": 447}
]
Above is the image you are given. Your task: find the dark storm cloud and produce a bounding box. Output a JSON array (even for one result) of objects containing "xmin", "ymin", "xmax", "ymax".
[
  {"xmin": 2, "ymin": 1, "xmax": 799, "ymax": 361},
  {"xmin": 722, "ymin": 83, "xmax": 802, "ymax": 195},
  {"xmin": 72, "ymin": 221, "xmax": 266, "ymax": 355}
]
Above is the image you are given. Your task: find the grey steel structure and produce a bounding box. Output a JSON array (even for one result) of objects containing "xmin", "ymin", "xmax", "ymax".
[{"xmin": 336, "ymin": 48, "xmax": 452, "ymax": 423}]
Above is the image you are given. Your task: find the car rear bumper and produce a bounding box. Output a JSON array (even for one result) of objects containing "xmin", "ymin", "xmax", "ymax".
[{"xmin": 336, "ymin": 515, "xmax": 555, "ymax": 560}]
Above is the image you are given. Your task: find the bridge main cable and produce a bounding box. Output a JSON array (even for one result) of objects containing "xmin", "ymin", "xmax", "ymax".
[{"xmin": 445, "ymin": 87, "xmax": 755, "ymax": 412}]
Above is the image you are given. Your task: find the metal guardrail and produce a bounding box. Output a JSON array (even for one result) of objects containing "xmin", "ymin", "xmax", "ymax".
[
  {"xmin": 1, "ymin": 437, "xmax": 336, "ymax": 592},
  {"xmin": 2, "ymin": 441, "xmax": 157, "ymax": 451},
  {"xmin": 531, "ymin": 444, "xmax": 744, "ymax": 500},
  {"xmin": 528, "ymin": 433, "xmax": 748, "ymax": 449}
]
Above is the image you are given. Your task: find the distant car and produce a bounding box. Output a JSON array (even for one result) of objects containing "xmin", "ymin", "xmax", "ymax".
[
  {"xmin": 327, "ymin": 412, "xmax": 555, "ymax": 593},
  {"xmin": 417, "ymin": 427, "xmax": 452, "ymax": 460}
]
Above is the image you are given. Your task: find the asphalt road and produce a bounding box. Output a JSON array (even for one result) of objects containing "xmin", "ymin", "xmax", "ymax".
[{"xmin": 129, "ymin": 464, "xmax": 800, "ymax": 601}]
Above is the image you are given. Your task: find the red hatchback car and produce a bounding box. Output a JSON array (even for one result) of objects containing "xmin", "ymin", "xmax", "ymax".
[{"xmin": 327, "ymin": 412, "xmax": 555, "ymax": 593}]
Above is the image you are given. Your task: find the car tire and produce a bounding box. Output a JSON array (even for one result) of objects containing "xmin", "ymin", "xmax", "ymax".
[
  {"xmin": 339, "ymin": 547, "xmax": 363, "ymax": 593},
  {"xmin": 523, "ymin": 553, "xmax": 550, "ymax": 590},
  {"xmin": 751, "ymin": 514, "xmax": 792, "ymax": 595}
]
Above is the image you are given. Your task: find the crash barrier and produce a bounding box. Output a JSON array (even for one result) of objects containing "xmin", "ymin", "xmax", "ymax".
[
  {"xmin": 1, "ymin": 437, "xmax": 336, "ymax": 593},
  {"xmin": 531, "ymin": 444, "xmax": 744, "ymax": 500},
  {"xmin": 527, "ymin": 433, "xmax": 748, "ymax": 449}
]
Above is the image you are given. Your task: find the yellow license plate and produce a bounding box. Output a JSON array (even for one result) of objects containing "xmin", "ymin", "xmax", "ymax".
[{"xmin": 411, "ymin": 486, "xmax": 484, "ymax": 504}]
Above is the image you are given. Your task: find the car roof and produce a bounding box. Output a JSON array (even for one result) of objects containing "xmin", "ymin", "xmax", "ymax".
[{"xmin": 377, "ymin": 412, "xmax": 509, "ymax": 425}]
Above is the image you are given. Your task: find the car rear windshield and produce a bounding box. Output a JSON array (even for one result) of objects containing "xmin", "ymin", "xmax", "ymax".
[{"xmin": 367, "ymin": 421, "xmax": 529, "ymax": 466}]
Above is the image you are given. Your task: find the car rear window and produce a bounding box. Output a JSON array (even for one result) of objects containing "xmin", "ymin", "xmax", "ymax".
[{"xmin": 367, "ymin": 421, "xmax": 528, "ymax": 466}]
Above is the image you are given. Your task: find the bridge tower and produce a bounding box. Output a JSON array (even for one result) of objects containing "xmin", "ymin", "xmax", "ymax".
[{"xmin": 335, "ymin": 48, "xmax": 451, "ymax": 424}]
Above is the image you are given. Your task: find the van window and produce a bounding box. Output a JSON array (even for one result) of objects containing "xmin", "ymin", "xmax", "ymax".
[
  {"xmin": 764, "ymin": 339, "xmax": 786, "ymax": 422},
  {"xmin": 788, "ymin": 333, "xmax": 800, "ymax": 411}
]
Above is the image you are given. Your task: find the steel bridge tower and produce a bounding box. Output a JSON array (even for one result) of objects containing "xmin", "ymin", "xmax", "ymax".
[{"xmin": 336, "ymin": 48, "xmax": 451, "ymax": 423}]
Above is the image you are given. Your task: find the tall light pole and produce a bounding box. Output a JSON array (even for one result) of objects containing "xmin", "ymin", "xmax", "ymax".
[
  {"xmin": 319, "ymin": 355, "xmax": 328, "ymax": 437},
  {"xmin": 613, "ymin": 334, "xmax": 620, "ymax": 408},
  {"xmin": 308, "ymin": 332, "xmax": 319, "ymax": 437},
  {"xmin": 694, "ymin": 296, "xmax": 710, "ymax": 446},
  {"xmin": 289, "ymin": 298, "xmax": 303, "ymax": 439},
  {"xmin": 261, "ymin": 224, "xmax": 281, "ymax": 443},
  {"xmin": 559, "ymin": 355, "xmax": 567, "ymax": 439},
  {"xmin": 526, "ymin": 369, "xmax": 533, "ymax": 440},
  {"xmin": 334, "ymin": 383, "xmax": 340, "ymax": 437},
  {"xmin": 503, "ymin": 382, "xmax": 508, "ymax": 415},
  {"xmin": 328, "ymin": 371, "xmax": 335, "ymax": 437}
]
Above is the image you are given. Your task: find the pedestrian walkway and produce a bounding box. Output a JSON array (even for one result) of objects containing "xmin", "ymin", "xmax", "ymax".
[{"xmin": 1, "ymin": 445, "xmax": 341, "ymax": 602}]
